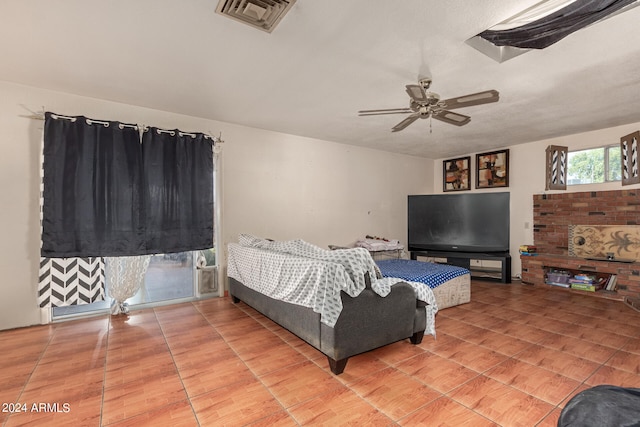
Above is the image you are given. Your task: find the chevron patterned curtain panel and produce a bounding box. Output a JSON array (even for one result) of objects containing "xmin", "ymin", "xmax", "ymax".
[{"xmin": 38, "ymin": 257, "xmax": 105, "ymax": 308}]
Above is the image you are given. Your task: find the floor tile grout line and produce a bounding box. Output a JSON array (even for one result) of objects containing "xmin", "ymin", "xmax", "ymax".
[
  {"xmin": 192, "ymin": 299, "xmax": 296, "ymax": 423},
  {"xmin": 457, "ymin": 297, "xmax": 632, "ymax": 419},
  {"xmin": 101, "ymin": 305, "xmax": 204, "ymax": 426},
  {"xmin": 230, "ymin": 300, "xmax": 405, "ymax": 423},
  {"xmin": 99, "ymin": 315, "xmax": 111, "ymax": 427},
  {"xmin": 152, "ymin": 303, "xmax": 202, "ymax": 427},
  {"xmin": 361, "ymin": 320, "xmax": 545, "ymax": 423},
  {"xmin": 444, "ymin": 322, "xmax": 616, "ymax": 410},
  {"xmin": 399, "ymin": 393, "xmax": 496, "ymax": 427},
  {"xmin": 348, "ymin": 363, "xmax": 446, "ymax": 423},
  {"xmin": 446, "ymin": 314, "xmax": 626, "ymax": 367},
  {"xmin": 234, "ymin": 302, "xmax": 351, "ymax": 419},
  {"xmin": 3, "ymin": 324, "xmax": 57, "ymax": 427},
  {"xmin": 443, "ymin": 369, "xmax": 560, "ymax": 425},
  {"xmin": 428, "ymin": 334, "xmax": 572, "ymax": 424}
]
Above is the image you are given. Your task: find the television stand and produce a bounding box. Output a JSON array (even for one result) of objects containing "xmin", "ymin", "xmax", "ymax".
[{"xmin": 410, "ymin": 250, "xmax": 511, "ymax": 283}]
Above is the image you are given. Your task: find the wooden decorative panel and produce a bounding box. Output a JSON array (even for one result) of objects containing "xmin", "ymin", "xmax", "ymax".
[
  {"xmin": 569, "ymin": 224, "xmax": 640, "ymax": 261},
  {"xmin": 545, "ymin": 145, "xmax": 568, "ymax": 190},
  {"xmin": 621, "ymin": 131, "xmax": 640, "ymax": 186}
]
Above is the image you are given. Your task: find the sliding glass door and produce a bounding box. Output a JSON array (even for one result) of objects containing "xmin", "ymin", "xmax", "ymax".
[
  {"xmin": 52, "ymin": 251, "xmax": 197, "ymax": 319},
  {"xmin": 128, "ymin": 253, "xmax": 194, "ymax": 305}
]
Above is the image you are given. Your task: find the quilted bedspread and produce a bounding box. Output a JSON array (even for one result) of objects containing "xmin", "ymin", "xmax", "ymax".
[
  {"xmin": 376, "ymin": 259, "xmax": 470, "ymax": 289},
  {"xmin": 227, "ymin": 236, "xmax": 438, "ymax": 335}
]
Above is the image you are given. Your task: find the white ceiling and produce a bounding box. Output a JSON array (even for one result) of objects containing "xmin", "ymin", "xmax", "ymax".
[{"xmin": 1, "ymin": 0, "xmax": 639, "ymax": 159}]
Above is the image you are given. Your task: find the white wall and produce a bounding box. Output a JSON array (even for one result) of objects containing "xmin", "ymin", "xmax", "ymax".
[
  {"xmin": 0, "ymin": 80, "xmax": 433, "ymax": 331},
  {"xmin": 434, "ymin": 121, "xmax": 640, "ymax": 277},
  {"xmin": 221, "ymin": 126, "xmax": 433, "ymax": 250}
]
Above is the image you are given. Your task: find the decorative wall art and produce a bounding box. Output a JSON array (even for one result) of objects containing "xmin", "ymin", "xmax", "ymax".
[
  {"xmin": 443, "ymin": 156, "xmax": 471, "ymax": 192},
  {"xmin": 621, "ymin": 131, "xmax": 640, "ymax": 186},
  {"xmin": 569, "ymin": 224, "xmax": 640, "ymax": 262},
  {"xmin": 545, "ymin": 145, "xmax": 568, "ymax": 190},
  {"xmin": 476, "ymin": 149, "xmax": 509, "ymax": 188}
]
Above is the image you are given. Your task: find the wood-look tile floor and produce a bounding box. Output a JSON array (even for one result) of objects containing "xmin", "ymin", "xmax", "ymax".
[{"xmin": 2, "ymin": 281, "xmax": 640, "ymax": 426}]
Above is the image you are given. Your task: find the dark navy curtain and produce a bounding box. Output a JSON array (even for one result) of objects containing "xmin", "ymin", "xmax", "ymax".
[
  {"xmin": 142, "ymin": 128, "xmax": 214, "ymax": 253},
  {"xmin": 479, "ymin": 0, "xmax": 636, "ymax": 49},
  {"xmin": 42, "ymin": 113, "xmax": 144, "ymax": 257},
  {"xmin": 41, "ymin": 113, "xmax": 213, "ymax": 257}
]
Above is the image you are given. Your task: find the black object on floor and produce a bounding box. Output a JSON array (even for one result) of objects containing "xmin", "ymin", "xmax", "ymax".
[{"xmin": 558, "ymin": 385, "xmax": 640, "ymax": 427}]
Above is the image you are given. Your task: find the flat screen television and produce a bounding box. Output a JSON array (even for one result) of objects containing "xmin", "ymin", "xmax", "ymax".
[{"xmin": 408, "ymin": 192, "xmax": 510, "ymax": 254}]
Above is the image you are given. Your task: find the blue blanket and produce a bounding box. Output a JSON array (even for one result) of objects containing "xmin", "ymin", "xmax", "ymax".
[{"xmin": 376, "ymin": 259, "xmax": 469, "ymax": 289}]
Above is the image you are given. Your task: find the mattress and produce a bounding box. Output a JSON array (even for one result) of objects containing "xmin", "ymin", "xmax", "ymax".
[{"xmin": 376, "ymin": 259, "xmax": 471, "ymax": 309}]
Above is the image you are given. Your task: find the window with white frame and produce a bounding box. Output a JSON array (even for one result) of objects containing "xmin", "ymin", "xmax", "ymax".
[{"xmin": 567, "ymin": 144, "xmax": 621, "ymax": 185}]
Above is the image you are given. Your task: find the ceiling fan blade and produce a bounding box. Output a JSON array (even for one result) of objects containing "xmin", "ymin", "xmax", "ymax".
[
  {"xmin": 358, "ymin": 108, "xmax": 412, "ymax": 116},
  {"xmin": 392, "ymin": 114, "xmax": 420, "ymax": 132},
  {"xmin": 405, "ymin": 85, "xmax": 428, "ymax": 102},
  {"xmin": 440, "ymin": 90, "xmax": 499, "ymax": 110},
  {"xmin": 432, "ymin": 110, "xmax": 471, "ymax": 126}
]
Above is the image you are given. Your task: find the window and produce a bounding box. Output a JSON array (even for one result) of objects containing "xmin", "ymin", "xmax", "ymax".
[
  {"xmin": 43, "ymin": 114, "xmax": 221, "ymax": 321},
  {"xmin": 567, "ymin": 145, "xmax": 621, "ymax": 185},
  {"xmin": 51, "ymin": 251, "xmax": 197, "ymax": 318}
]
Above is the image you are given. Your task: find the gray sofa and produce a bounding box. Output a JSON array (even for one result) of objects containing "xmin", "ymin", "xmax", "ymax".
[{"xmin": 229, "ymin": 274, "xmax": 426, "ymax": 374}]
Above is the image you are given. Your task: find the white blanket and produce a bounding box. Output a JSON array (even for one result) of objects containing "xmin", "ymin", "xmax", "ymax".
[{"xmin": 227, "ymin": 236, "xmax": 437, "ymax": 335}]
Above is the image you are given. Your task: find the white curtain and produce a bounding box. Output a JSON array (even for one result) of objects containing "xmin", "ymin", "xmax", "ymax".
[{"xmin": 106, "ymin": 255, "xmax": 151, "ymax": 315}]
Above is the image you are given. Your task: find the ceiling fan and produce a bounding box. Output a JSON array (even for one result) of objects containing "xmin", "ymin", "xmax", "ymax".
[{"xmin": 358, "ymin": 78, "xmax": 499, "ymax": 132}]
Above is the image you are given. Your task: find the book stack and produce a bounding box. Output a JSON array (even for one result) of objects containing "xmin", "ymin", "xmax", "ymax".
[
  {"xmin": 604, "ymin": 274, "xmax": 618, "ymax": 291},
  {"xmin": 569, "ymin": 274, "xmax": 606, "ymax": 292},
  {"xmin": 519, "ymin": 245, "xmax": 537, "ymax": 256},
  {"xmin": 545, "ymin": 269, "xmax": 571, "ymax": 287}
]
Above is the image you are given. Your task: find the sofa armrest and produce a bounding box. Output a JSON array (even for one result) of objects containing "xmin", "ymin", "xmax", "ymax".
[{"xmin": 321, "ymin": 282, "xmax": 422, "ymax": 362}]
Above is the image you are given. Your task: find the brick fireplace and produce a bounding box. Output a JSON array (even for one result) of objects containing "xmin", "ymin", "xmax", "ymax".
[{"xmin": 521, "ymin": 189, "xmax": 640, "ymax": 299}]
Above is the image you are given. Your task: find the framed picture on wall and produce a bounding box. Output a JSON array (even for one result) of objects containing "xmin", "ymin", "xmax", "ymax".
[
  {"xmin": 443, "ymin": 156, "xmax": 471, "ymax": 192},
  {"xmin": 476, "ymin": 149, "xmax": 509, "ymax": 188}
]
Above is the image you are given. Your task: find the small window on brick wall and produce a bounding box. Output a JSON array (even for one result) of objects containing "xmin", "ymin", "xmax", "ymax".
[{"xmin": 567, "ymin": 144, "xmax": 621, "ymax": 185}]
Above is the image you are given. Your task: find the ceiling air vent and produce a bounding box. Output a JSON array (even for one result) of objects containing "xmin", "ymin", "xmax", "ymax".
[{"xmin": 216, "ymin": 0, "xmax": 297, "ymax": 33}]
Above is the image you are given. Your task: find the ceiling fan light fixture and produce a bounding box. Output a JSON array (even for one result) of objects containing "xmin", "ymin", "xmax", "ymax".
[{"xmin": 427, "ymin": 93, "xmax": 441, "ymax": 105}]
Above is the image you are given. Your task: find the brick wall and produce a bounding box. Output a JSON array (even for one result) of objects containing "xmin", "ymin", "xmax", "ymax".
[
  {"xmin": 527, "ymin": 189, "xmax": 640, "ymax": 299},
  {"xmin": 533, "ymin": 189, "xmax": 640, "ymax": 255}
]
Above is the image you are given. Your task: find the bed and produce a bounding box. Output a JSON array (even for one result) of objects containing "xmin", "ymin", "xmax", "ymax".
[{"xmin": 376, "ymin": 259, "xmax": 471, "ymax": 309}]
